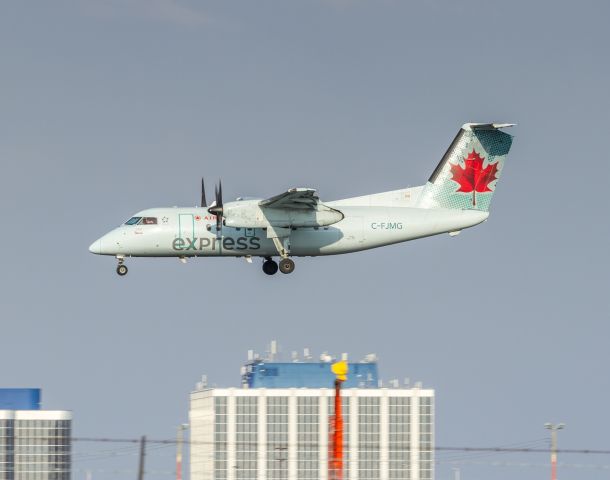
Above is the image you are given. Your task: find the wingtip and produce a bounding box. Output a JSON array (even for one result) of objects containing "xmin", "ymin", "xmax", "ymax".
[{"xmin": 462, "ymin": 123, "xmax": 516, "ymax": 131}]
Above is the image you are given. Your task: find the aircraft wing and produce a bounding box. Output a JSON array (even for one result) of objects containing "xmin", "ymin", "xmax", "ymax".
[{"xmin": 259, "ymin": 188, "xmax": 319, "ymax": 210}]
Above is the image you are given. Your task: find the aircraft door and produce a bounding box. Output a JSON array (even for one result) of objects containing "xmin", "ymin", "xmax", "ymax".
[{"xmin": 178, "ymin": 214, "xmax": 195, "ymax": 242}]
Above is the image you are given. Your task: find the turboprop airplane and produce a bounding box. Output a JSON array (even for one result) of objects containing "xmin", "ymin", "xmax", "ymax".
[{"xmin": 89, "ymin": 123, "xmax": 514, "ymax": 276}]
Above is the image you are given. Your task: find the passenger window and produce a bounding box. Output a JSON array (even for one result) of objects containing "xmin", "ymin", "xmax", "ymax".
[
  {"xmin": 142, "ymin": 217, "xmax": 157, "ymax": 225},
  {"xmin": 125, "ymin": 217, "xmax": 142, "ymax": 225}
]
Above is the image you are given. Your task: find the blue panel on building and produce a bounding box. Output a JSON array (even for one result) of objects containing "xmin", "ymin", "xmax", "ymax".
[
  {"xmin": 0, "ymin": 389, "xmax": 41, "ymax": 410},
  {"xmin": 243, "ymin": 362, "xmax": 378, "ymax": 388}
]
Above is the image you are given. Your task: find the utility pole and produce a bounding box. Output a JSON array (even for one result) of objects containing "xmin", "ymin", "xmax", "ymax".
[
  {"xmin": 177, "ymin": 424, "xmax": 188, "ymax": 480},
  {"xmin": 137, "ymin": 435, "xmax": 146, "ymax": 480},
  {"xmin": 544, "ymin": 423, "xmax": 565, "ymax": 480}
]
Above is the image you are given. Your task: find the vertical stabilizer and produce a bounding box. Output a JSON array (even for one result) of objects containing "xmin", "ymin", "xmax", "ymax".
[{"xmin": 417, "ymin": 123, "xmax": 514, "ymax": 211}]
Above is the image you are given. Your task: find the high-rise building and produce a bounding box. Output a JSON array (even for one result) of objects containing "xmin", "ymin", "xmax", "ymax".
[
  {"xmin": 0, "ymin": 389, "xmax": 72, "ymax": 480},
  {"xmin": 190, "ymin": 350, "xmax": 434, "ymax": 480}
]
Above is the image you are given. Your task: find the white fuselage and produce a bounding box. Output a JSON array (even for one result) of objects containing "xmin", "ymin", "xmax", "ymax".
[
  {"xmin": 89, "ymin": 122, "xmax": 513, "ymax": 276},
  {"xmin": 89, "ymin": 202, "xmax": 488, "ymax": 258}
]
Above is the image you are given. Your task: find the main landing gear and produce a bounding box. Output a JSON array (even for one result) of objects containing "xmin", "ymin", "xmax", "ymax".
[
  {"xmin": 116, "ymin": 256, "xmax": 128, "ymax": 276},
  {"xmin": 262, "ymin": 257, "xmax": 295, "ymax": 275},
  {"xmin": 279, "ymin": 258, "xmax": 295, "ymax": 274},
  {"xmin": 264, "ymin": 232, "xmax": 295, "ymax": 275},
  {"xmin": 263, "ymin": 258, "xmax": 278, "ymax": 275}
]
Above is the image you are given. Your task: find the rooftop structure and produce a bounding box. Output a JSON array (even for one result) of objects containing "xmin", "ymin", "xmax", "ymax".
[
  {"xmin": 242, "ymin": 360, "xmax": 379, "ymax": 389},
  {"xmin": 0, "ymin": 389, "xmax": 41, "ymax": 411}
]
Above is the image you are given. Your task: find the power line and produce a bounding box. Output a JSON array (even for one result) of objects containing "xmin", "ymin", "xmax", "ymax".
[
  {"xmin": 436, "ymin": 447, "xmax": 610, "ymax": 455},
  {"xmin": 68, "ymin": 437, "xmax": 610, "ymax": 455},
  {"xmin": 438, "ymin": 460, "xmax": 610, "ymax": 470},
  {"xmin": 435, "ymin": 438, "xmax": 548, "ymax": 463}
]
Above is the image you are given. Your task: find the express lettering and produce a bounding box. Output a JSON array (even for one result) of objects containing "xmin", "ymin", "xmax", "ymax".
[
  {"xmin": 371, "ymin": 222, "xmax": 403, "ymax": 230},
  {"xmin": 172, "ymin": 237, "xmax": 261, "ymax": 251}
]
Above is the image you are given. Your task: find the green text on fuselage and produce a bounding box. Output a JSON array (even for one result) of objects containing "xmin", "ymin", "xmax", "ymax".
[{"xmin": 172, "ymin": 236, "xmax": 261, "ymax": 252}]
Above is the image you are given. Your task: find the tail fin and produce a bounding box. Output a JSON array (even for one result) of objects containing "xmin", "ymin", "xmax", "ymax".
[{"xmin": 416, "ymin": 123, "xmax": 514, "ymax": 212}]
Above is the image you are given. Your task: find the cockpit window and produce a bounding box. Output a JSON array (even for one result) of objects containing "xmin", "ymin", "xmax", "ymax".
[
  {"xmin": 142, "ymin": 217, "xmax": 157, "ymax": 225},
  {"xmin": 125, "ymin": 217, "xmax": 142, "ymax": 225}
]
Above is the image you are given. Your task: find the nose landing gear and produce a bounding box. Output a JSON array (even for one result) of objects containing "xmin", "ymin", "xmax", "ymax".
[{"xmin": 116, "ymin": 256, "xmax": 128, "ymax": 276}]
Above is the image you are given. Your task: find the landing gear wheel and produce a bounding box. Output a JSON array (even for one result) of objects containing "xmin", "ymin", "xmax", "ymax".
[
  {"xmin": 116, "ymin": 264, "xmax": 128, "ymax": 276},
  {"xmin": 279, "ymin": 258, "xmax": 295, "ymax": 274},
  {"xmin": 262, "ymin": 259, "xmax": 278, "ymax": 276}
]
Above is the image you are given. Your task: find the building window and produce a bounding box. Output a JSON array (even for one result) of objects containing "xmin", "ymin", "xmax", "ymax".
[
  {"xmin": 267, "ymin": 397, "xmax": 288, "ymax": 480},
  {"xmin": 235, "ymin": 397, "xmax": 258, "ymax": 480},
  {"xmin": 389, "ymin": 397, "xmax": 410, "ymax": 480},
  {"xmin": 358, "ymin": 397, "xmax": 380, "ymax": 480},
  {"xmin": 215, "ymin": 397, "xmax": 228, "ymax": 480},
  {"xmin": 419, "ymin": 397, "xmax": 433, "ymax": 480},
  {"xmin": 4, "ymin": 418, "xmax": 71, "ymax": 480},
  {"xmin": 297, "ymin": 397, "xmax": 318, "ymax": 480}
]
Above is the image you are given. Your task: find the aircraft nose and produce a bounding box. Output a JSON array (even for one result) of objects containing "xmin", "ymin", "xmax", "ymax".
[{"xmin": 88, "ymin": 238, "xmax": 102, "ymax": 254}]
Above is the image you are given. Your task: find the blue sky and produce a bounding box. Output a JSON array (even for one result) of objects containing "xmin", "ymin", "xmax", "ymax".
[{"xmin": 0, "ymin": 1, "xmax": 608, "ymax": 478}]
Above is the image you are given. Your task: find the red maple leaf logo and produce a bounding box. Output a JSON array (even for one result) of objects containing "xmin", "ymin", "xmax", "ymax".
[{"xmin": 450, "ymin": 150, "xmax": 499, "ymax": 206}]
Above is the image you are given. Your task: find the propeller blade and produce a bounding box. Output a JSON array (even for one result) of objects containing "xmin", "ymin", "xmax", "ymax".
[
  {"xmin": 208, "ymin": 180, "xmax": 223, "ymax": 238},
  {"xmin": 201, "ymin": 178, "xmax": 207, "ymax": 208}
]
